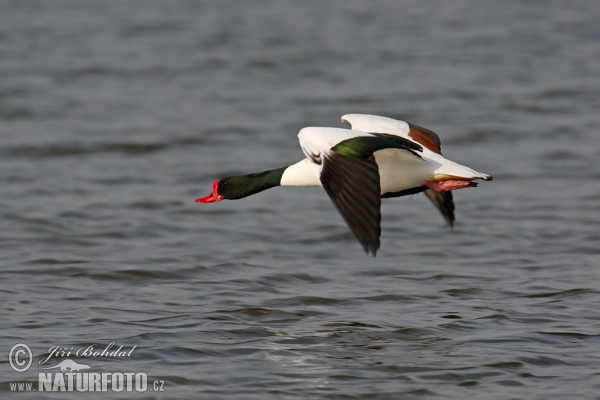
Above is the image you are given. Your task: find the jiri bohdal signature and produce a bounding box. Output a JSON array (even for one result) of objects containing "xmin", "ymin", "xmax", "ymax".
[{"xmin": 39, "ymin": 343, "xmax": 137, "ymax": 365}]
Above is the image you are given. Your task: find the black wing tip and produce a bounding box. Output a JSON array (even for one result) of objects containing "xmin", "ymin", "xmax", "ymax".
[
  {"xmin": 423, "ymin": 190, "xmax": 455, "ymax": 228},
  {"xmin": 447, "ymin": 215, "xmax": 455, "ymax": 228},
  {"xmin": 360, "ymin": 241, "xmax": 380, "ymax": 257}
]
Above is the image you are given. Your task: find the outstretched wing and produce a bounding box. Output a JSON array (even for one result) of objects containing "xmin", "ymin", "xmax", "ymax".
[
  {"xmin": 321, "ymin": 152, "xmax": 381, "ymax": 255},
  {"xmin": 298, "ymin": 127, "xmax": 421, "ymax": 255}
]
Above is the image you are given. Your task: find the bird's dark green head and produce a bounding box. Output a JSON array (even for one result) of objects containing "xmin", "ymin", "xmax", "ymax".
[
  {"xmin": 215, "ymin": 175, "xmax": 263, "ymax": 200},
  {"xmin": 195, "ymin": 168, "xmax": 286, "ymax": 203}
]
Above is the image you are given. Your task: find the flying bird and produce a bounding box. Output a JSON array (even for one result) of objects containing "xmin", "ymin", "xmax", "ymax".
[{"xmin": 197, "ymin": 114, "xmax": 492, "ymax": 255}]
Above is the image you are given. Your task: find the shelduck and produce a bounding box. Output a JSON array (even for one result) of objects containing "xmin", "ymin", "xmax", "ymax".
[{"xmin": 196, "ymin": 114, "xmax": 492, "ymax": 255}]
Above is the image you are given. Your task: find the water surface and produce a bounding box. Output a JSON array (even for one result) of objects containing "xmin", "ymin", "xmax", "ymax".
[{"xmin": 2, "ymin": 1, "xmax": 600, "ymax": 399}]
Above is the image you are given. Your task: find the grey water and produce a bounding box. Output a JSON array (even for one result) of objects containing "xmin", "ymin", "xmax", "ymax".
[{"xmin": 2, "ymin": 1, "xmax": 600, "ymax": 399}]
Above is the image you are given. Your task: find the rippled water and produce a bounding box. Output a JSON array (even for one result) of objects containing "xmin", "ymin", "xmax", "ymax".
[{"xmin": 2, "ymin": 1, "xmax": 600, "ymax": 399}]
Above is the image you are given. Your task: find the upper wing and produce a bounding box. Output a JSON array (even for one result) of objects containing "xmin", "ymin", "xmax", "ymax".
[
  {"xmin": 298, "ymin": 127, "xmax": 421, "ymax": 255},
  {"xmin": 341, "ymin": 114, "xmax": 442, "ymax": 154}
]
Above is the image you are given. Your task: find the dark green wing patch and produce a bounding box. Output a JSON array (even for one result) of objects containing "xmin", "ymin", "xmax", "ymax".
[
  {"xmin": 369, "ymin": 132, "xmax": 423, "ymax": 152},
  {"xmin": 332, "ymin": 135, "xmax": 422, "ymax": 159}
]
